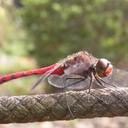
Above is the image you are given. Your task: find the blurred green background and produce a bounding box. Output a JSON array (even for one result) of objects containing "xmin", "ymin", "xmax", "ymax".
[
  {"xmin": 0, "ymin": 0, "xmax": 128, "ymax": 96},
  {"xmin": 0, "ymin": 0, "xmax": 128, "ymax": 128}
]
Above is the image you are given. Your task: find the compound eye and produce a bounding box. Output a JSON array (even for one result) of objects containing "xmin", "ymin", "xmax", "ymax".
[{"xmin": 96, "ymin": 58, "xmax": 113, "ymax": 77}]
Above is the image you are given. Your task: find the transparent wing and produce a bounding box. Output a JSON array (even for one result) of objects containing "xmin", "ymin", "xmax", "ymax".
[
  {"xmin": 48, "ymin": 74, "xmax": 100, "ymax": 90},
  {"xmin": 103, "ymin": 67, "xmax": 128, "ymax": 87},
  {"xmin": 48, "ymin": 68, "xmax": 128, "ymax": 91},
  {"xmin": 31, "ymin": 63, "xmax": 63, "ymax": 90}
]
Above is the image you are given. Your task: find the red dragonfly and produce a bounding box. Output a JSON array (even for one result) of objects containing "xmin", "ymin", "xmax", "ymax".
[
  {"xmin": 31, "ymin": 51, "xmax": 113, "ymax": 90},
  {"xmin": 0, "ymin": 51, "xmax": 113, "ymax": 91}
]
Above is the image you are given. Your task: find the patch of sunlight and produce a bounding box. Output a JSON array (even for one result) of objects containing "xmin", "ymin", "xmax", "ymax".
[
  {"xmin": 52, "ymin": 3, "xmax": 61, "ymax": 12},
  {"xmin": 0, "ymin": 54, "xmax": 36, "ymax": 73},
  {"xmin": 101, "ymin": 38, "xmax": 116, "ymax": 47},
  {"xmin": 71, "ymin": 5, "xmax": 82, "ymax": 14},
  {"xmin": 0, "ymin": 7, "xmax": 6, "ymax": 20}
]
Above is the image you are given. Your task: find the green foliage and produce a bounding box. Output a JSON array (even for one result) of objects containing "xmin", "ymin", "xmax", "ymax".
[
  {"xmin": 0, "ymin": 0, "xmax": 128, "ymax": 96},
  {"xmin": 16, "ymin": 0, "xmax": 128, "ymax": 67},
  {"xmin": 17, "ymin": 0, "xmax": 128, "ymax": 67},
  {"xmin": 0, "ymin": 5, "xmax": 31, "ymax": 57}
]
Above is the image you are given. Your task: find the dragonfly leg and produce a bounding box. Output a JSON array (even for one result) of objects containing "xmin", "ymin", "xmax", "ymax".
[
  {"xmin": 94, "ymin": 75, "xmax": 107, "ymax": 88},
  {"xmin": 64, "ymin": 89, "xmax": 75, "ymax": 119},
  {"xmin": 63, "ymin": 79, "xmax": 75, "ymax": 119},
  {"xmin": 95, "ymin": 75, "xmax": 116, "ymax": 88},
  {"xmin": 87, "ymin": 72, "xmax": 94, "ymax": 93}
]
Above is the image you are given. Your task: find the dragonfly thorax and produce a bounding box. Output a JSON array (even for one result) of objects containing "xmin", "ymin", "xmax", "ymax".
[{"xmin": 62, "ymin": 51, "xmax": 96, "ymax": 76}]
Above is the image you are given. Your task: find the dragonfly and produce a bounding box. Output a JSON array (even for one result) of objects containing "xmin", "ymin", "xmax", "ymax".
[
  {"xmin": 31, "ymin": 51, "xmax": 114, "ymax": 91},
  {"xmin": 0, "ymin": 51, "xmax": 127, "ymax": 89}
]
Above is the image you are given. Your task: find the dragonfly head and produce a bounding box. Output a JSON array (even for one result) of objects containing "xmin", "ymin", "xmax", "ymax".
[{"xmin": 95, "ymin": 58, "xmax": 113, "ymax": 77}]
